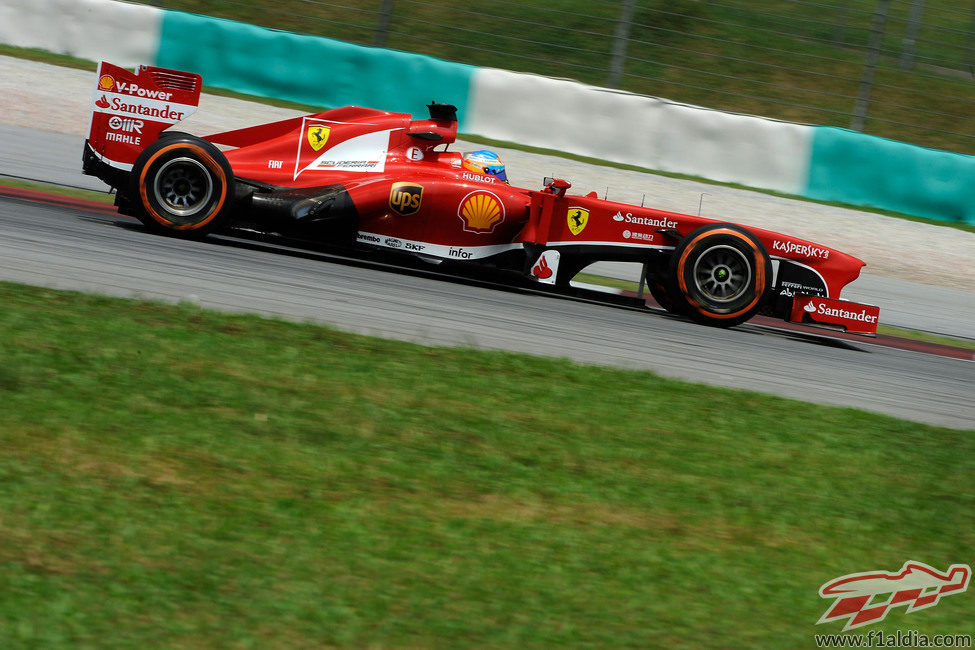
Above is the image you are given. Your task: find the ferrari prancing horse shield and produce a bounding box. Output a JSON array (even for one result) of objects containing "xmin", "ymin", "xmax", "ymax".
[
  {"xmin": 307, "ymin": 125, "xmax": 331, "ymax": 151},
  {"xmin": 567, "ymin": 207, "xmax": 589, "ymax": 236}
]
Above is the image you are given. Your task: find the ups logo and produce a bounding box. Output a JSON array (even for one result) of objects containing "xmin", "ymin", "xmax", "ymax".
[{"xmin": 389, "ymin": 182, "xmax": 424, "ymax": 216}]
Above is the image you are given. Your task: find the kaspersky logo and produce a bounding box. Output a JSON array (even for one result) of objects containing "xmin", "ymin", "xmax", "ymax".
[{"xmin": 817, "ymin": 561, "xmax": 970, "ymax": 631}]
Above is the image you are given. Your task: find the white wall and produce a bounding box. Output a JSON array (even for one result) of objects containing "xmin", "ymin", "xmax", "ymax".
[
  {"xmin": 0, "ymin": 0, "xmax": 161, "ymax": 67},
  {"xmin": 466, "ymin": 68, "xmax": 812, "ymax": 196}
]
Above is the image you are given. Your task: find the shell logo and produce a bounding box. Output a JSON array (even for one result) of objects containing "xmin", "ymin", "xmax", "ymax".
[
  {"xmin": 98, "ymin": 74, "xmax": 115, "ymax": 92},
  {"xmin": 458, "ymin": 191, "xmax": 505, "ymax": 233}
]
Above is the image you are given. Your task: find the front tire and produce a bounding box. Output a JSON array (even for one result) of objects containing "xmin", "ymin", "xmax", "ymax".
[
  {"xmin": 667, "ymin": 224, "xmax": 771, "ymax": 327},
  {"xmin": 129, "ymin": 135, "xmax": 234, "ymax": 237}
]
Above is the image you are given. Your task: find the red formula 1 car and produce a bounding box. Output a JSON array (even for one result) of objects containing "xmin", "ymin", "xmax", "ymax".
[{"xmin": 82, "ymin": 62, "xmax": 880, "ymax": 334}]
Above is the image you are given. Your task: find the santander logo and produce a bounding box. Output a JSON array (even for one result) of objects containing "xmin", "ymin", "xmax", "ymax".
[
  {"xmin": 532, "ymin": 255, "xmax": 553, "ymax": 279},
  {"xmin": 530, "ymin": 250, "xmax": 559, "ymax": 284},
  {"xmin": 808, "ymin": 299, "xmax": 878, "ymax": 323}
]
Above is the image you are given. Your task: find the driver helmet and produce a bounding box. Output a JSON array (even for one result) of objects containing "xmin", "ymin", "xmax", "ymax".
[{"xmin": 462, "ymin": 150, "xmax": 508, "ymax": 183}]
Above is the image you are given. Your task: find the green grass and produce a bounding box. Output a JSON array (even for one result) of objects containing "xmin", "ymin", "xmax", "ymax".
[
  {"xmin": 0, "ymin": 177, "xmax": 113, "ymax": 203},
  {"xmin": 574, "ymin": 271, "xmax": 642, "ymax": 293},
  {"xmin": 0, "ymin": 280, "xmax": 972, "ymax": 648},
  {"xmin": 878, "ymin": 324, "xmax": 975, "ymax": 350},
  {"xmin": 0, "ymin": 44, "xmax": 96, "ymax": 71}
]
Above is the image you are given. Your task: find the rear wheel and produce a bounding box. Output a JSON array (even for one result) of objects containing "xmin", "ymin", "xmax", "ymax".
[
  {"xmin": 667, "ymin": 224, "xmax": 771, "ymax": 327},
  {"xmin": 129, "ymin": 134, "xmax": 234, "ymax": 237}
]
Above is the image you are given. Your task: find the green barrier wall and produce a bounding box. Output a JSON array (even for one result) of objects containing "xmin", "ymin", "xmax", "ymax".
[
  {"xmin": 156, "ymin": 11, "xmax": 473, "ymax": 120},
  {"xmin": 806, "ymin": 126, "xmax": 975, "ymax": 225}
]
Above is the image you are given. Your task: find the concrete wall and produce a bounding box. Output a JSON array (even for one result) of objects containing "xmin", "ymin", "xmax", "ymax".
[
  {"xmin": 466, "ymin": 68, "xmax": 812, "ymax": 197},
  {"xmin": 0, "ymin": 0, "xmax": 161, "ymax": 66}
]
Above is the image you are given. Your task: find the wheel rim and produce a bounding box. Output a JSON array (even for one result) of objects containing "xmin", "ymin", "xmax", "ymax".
[
  {"xmin": 153, "ymin": 157, "xmax": 214, "ymax": 222},
  {"xmin": 692, "ymin": 244, "xmax": 752, "ymax": 304}
]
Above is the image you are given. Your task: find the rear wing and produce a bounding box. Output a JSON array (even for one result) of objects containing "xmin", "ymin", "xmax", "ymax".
[{"xmin": 84, "ymin": 61, "xmax": 202, "ymax": 179}]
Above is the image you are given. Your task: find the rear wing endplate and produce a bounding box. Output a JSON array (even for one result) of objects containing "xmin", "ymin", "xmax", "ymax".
[{"xmin": 85, "ymin": 61, "xmax": 202, "ymax": 173}]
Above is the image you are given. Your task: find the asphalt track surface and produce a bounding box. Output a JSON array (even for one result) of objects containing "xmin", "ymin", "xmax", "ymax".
[
  {"xmin": 4, "ymin": 122, "xmax": 974, "ymax": 339},
  {"xmin": 1, "ymin": 195, "xmax": 972, "ymax": 429}
]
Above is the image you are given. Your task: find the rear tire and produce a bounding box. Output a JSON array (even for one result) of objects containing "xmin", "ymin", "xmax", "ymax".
[
  {"xmin": 666, "ymin": 224, "xmax": 771, "ymax": 327},
  {"xmin": 129, "ymin": 134, "xmax": 234, "ymax": 237}
]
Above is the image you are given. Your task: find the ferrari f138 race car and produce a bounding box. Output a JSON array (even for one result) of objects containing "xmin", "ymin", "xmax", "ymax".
[{"xmin": 82, "ymin": 62, "xmax": 880, "ymax": 334}]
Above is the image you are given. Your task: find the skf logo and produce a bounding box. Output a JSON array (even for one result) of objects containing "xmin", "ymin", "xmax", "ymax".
[
  {"xmin": 307, "ymin": 125, "xmax": 330, "ymax": 151},
  {"xmin": 98, "ymin": 74, "xmax": 115, "ymax": 92},
  {"xmin": 817, "ymin": 561, "xmax": 970, "ymax": 631},
  {"xmin": 567, "ymin": 207, "xmax": 589, "ymax": 236},
  {"xmin": 389, "ymin": 182, "xmax": 423, "ymax": 216},
  {"xmin": 458, "ymin": 191, "xmax": 505, "ymax": 234}
]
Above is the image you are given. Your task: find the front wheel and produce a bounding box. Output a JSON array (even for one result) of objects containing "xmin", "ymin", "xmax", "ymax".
[
  {"xmin": 129, "ymin": 134, "xmax": 234, "ymax": 237},
  {"xmin": 666, "ymin": 224, "xmax": 771, "ymax": 327}
]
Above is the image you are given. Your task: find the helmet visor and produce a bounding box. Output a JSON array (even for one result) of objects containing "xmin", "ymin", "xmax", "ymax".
[{"xmin": 483, "ymin": 165, "xmax": 508, "ymax": 183}]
